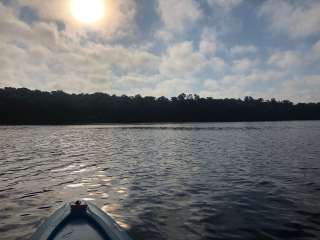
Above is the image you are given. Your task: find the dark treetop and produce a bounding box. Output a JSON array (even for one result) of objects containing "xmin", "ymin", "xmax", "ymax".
[{"xmin": 0, "ymin": 87, "xmax": 319, "ymax": 124}]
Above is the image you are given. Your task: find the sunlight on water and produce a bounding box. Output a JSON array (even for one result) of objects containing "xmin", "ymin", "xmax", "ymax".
[
  {"xmin": 101, "ymin": 203, "xmax": 131, "ymax": 230},
  {"xmin": 51, "ymin": 164, "xmax": 77, "ymax": 172},
  {"xmin": 66, "ymin": 183, "xmax": 85, "ymax": 188},
  {"xmin": 81, "ymin": 197, "xmax": 95, "ymax": 201},
  {"xmin": 85, "ymin": 183, "xmax": 102, "ymax": 187},
  {"xmin": 116, "ymin": 187, "xmax": 128, "ymax": 195},
  {"xmin": 72, "ymin": 168, "xmax": 89, "ymax": 173},
  {"xmin": 102, "ymin": 177, "xmax": 113, "ymax": 182},
  {"xmin": 102, "ymin": 203, "xmax": 122, "ymax": 213},
  {"xmin": 117, "ymin": 221, "xmax": 131, "ymax": 230}
]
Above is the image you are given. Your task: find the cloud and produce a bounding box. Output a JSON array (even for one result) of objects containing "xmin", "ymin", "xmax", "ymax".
[
  {"xmin": 259, "ymin": 0, "xmax": 320, "ymax": 39},
  {"xmin": 157, "ymin": 0, "xmax": 201, "ymax": 32},
  {"xmin": 232, "ymin": 58, "xmax": 259, "ymax": 73},
  {"xmin": 230, "ymin": 45, "xmax": 257, "ymax": 55},
  {"xmin": 208, "ymin": 57, "xmax": 226, "ymax": 73},
  {"xmin": 221, "ymin": 71, "xmax": 278, "ymax": 87},
  {"xmin": 202, "ymin": 78, "xmax": 247, "ymax": 99},
  {"xmin": 199, "ymin": 28, "xmax": 218, "ymax": 56},
  {"xmin": 153, "ymin": 78, "xmax": 197, "ymax": 96},
  {"xmin": 203, "ymin": 69, "xmax": 320, "ymax": 103},
  {"xmin": 0, "ymin": 41, "xmax": 161, "ymax": 92},
  {"xmin": 0, "ymin": 4, "xmax": 59, "ymax": 48},
  {"xmin": 114, "ymin": 74, "xmax": 161, "ymax": 94},
  {"xmin": 268, "ymin": 50, "xmax": 302, "ymax": 69},
  {"xmin": 159, "ymin": 27, "xmax": 226, "ymax": 78},
  {"xmin": 160, "ymin": 41, "xmax": 205, "ymax": 77},
  {"xmin": 206, "ymin": 0, "xmax": 242, "ymax": 12},
  {"xmin": 201, "ymin": 69, "xmax": 289, "ymax": 100},
  {"xmin": 279, "ymin": 75, "xmax": 320, "ymax": 102},
  {"xmin": 114, "ymin": 76, "xmax": 198, "ymax": 97}
]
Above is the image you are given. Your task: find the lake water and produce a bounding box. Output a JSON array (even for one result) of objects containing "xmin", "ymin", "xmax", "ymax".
[{"xmin": 0, "ymin": 121, "xmax": 320, "ymax": 240}]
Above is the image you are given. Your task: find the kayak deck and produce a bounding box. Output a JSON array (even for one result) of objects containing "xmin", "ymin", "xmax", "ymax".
[
  {"xmin": 51, "ymin": 215, "xmax": 109, "ymax": 240},
  {"xmin": 31, "ymin": 200, "xmax": 131, "ymax": 240}
]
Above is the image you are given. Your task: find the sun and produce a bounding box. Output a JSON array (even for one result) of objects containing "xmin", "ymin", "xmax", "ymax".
[{"xmin": 71, "ymin": 0, "xmax": 106, "ymax": 24}]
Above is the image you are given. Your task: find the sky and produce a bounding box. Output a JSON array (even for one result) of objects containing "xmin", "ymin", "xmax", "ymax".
[{"xmin": 0, "ymin": 0, "xmax": 319, "ymax": 102}]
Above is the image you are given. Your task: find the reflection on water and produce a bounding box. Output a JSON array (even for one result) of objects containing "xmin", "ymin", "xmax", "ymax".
[
  {"xmin": 102, "ymin": 203, "xmax": 130, "ymax": 230},
  {"xmin": 0, "ymin": 122, "xmax": 320, "ymax": 240}
]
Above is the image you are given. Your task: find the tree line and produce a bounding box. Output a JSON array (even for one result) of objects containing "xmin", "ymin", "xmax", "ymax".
[{"xmin": 0, "ymin": 87, "xmax": 319, "ymax": 124}]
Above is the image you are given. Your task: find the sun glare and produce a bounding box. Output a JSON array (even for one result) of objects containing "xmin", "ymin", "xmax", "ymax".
[{"xmin": 71, "ymin": 0, "xmax": 106, "ymax": 24}]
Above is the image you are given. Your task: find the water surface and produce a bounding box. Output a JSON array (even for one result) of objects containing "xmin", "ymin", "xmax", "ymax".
[{"xmin": 0, "ymin": 121, "xmax": 320, "ymax": 240}]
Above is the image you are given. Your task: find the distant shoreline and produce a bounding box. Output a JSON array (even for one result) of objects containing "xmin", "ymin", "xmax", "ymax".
[
  {"xmin": 1, "ymin": 87, "xmax": 319, "ymax": 125},
  {"xmin": 1, "ymin": 120, "xmax": 320, "ymax": 127}
]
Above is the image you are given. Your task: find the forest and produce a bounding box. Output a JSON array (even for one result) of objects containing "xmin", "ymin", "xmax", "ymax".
[{"xmin": 0, "ymin": 87, "xmax": 319, "ymax": 124}]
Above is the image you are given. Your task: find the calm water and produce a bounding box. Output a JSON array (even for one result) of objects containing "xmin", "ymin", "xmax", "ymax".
[{"xmin": 0, "ymin": 122, "xmax": 320, "ymax": 240}]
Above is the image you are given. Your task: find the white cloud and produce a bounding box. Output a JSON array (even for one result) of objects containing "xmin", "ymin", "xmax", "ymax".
[
  {"xmin": 199, "ymin": 28, "xmax": 218, "ymax": 56},
  {"xmin": 0, "ymin": 38, "xmax": 161, "ymax": 93},
  {"xmin": 259, "ymin": 0, "xmax": 320, "ymax": 39},
  {"xmin": 114, "ymin": 76, "xmax": 198, "ymax": 97},
  {"xmin": 278, "ymin": 75, "xmax": 320, "ymax": 102},
  {"xmin": 268, "ymin": 50, "xmax": 302, "ymax": 69},
  {"xmin": 202, "ymin": 78, "xmax": 245, "ymax": 99},
  {"xmin": 0, "ymin": 5, "xmax": 59, "ymax": 48},
  {"xmin": 159, "ymin": 26, "xmax": 228, "ymax": 78},
  {"xmin": 230, "ymin": 45, "xmax": 257, "ymax": 55},
  {"xmin": 155, "ymin": 29, "xmax": 174, "ymax": 42},
  {"xmin": 232, "ymin": 58, "xmax": 258, "ymax": 72},
  {"xmin": 208, "ymin": 57, "xmax": 226, "ymax": 73},
  {"xmin": 153, "ymin": 78, "xmax": 197, "ymax": 96},
  {"xmin": 157, "ymin": 0, "xmax": 201, "ymax": 32},
  {"xmin": 114, "ymin": 74, "xmax": 161, "ymax": 93},
  {"xmin": 160, "ymin": 41, "xmax": 205, "ymax": 77},
  {"xmin": 201, "ymin": 69, "xmax": 289, "ymax": 100}
]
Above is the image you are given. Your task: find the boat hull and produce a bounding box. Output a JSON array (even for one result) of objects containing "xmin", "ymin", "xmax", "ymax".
[{"xmin": 31, "ymin": 201, "xmax": 132, "ymax": 240}]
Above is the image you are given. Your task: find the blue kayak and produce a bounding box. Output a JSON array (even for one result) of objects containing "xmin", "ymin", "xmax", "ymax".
[{"xmin": 31, "ymin": 200, "xmax": 132, "ymax": 240}]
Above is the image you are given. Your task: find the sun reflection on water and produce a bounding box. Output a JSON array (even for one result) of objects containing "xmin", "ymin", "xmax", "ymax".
[
  {"xmin": 66, "ymin": 183, "xmax": 84, "ymax": 188},
  {"xmin": 101, "ymin": 203, "xmax": 130, "ymax": 230},
  {"xmin": 56, "ymin": 162, "xmax": 131, "ymax": 231}
]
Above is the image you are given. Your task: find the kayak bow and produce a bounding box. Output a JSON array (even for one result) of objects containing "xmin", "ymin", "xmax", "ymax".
[{"xmin": 31, "ymin": 200, "xmax": 132, "ymax": 240}]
